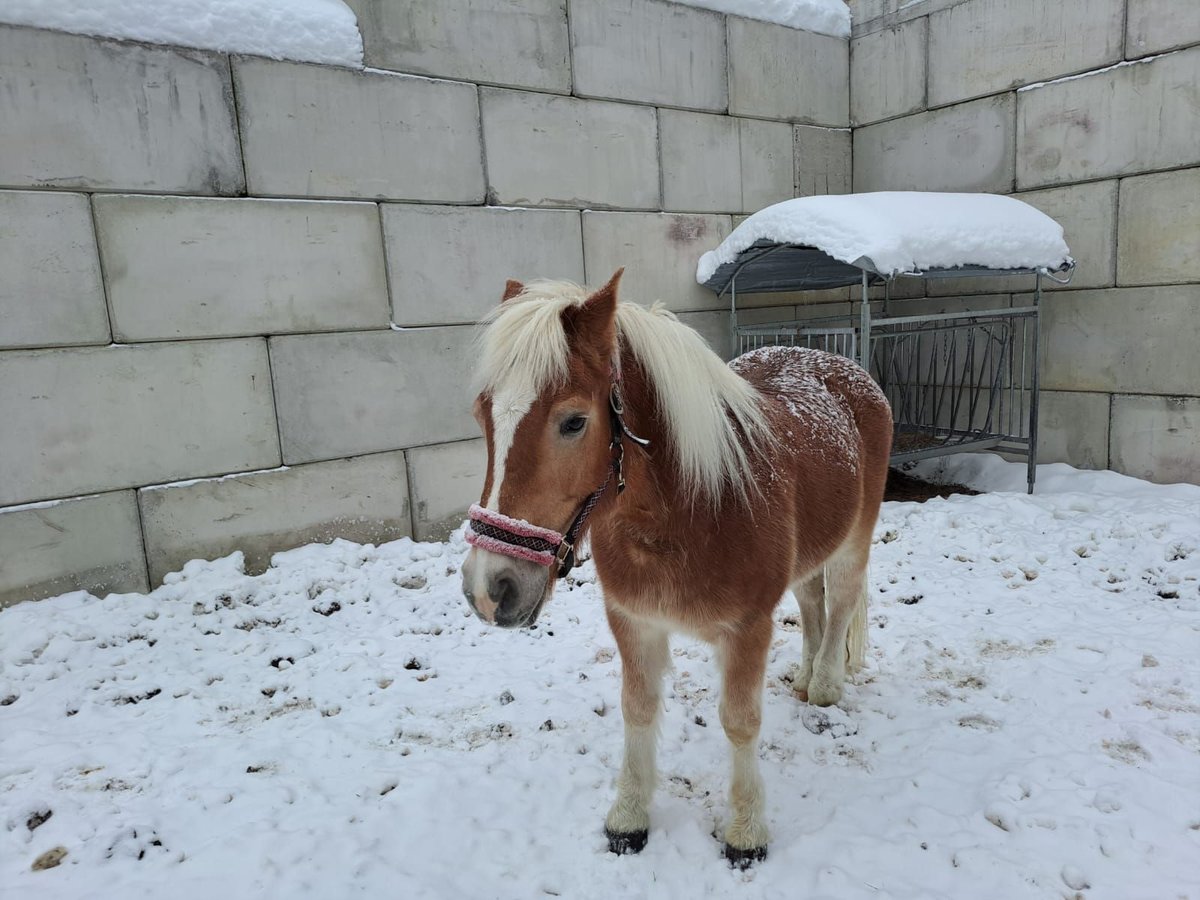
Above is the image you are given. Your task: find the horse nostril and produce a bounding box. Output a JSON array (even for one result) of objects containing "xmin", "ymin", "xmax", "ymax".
[{"xmin": 492, "ymin": 574, "xmax": 519, "ymax": 610}]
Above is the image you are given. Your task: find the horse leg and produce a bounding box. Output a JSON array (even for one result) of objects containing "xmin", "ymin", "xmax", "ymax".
[
  {"xmin": 718, "ymin": 616, "xmax": 773, "ymax": 867},
  {"xmin": 604, "ymin": 607, "xmax": 669, "ymax": 855},
  {"xmin": 807, "ymin": 536, "xmax": 870, "ymax": 707},
  {"xmin": 785, "ymin": 570, "xmax": 826, "ymax": 701}
]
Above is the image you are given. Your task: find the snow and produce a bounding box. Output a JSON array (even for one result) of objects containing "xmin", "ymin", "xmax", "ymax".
[
  {"xmin": 3, "ymin": 456, "xmax": 1198, "ymax": 898},
  {"xmin": 674, "ymin": 0, "xmax": 851, "ymax": 38},
  {"xmin": 696, "ymin": 193, "xmax": 1074, "ymax": 285},
  {"xmin": 0, "ymin": 0, "xmax": 363, "ymax": 67}
]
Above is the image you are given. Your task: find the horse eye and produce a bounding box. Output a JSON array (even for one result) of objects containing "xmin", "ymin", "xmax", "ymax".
[{"xmin": 560, "ymin": 416, "xmax": 587, "ymax": 436}]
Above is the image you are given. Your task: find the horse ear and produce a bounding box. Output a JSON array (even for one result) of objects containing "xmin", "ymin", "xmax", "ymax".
[
  {"xmin": 563, "ymin": 269, "xmax": 621, "ymax": 360},
  {"xmin": 501, "ymin": 279, "xmax": 525, "ymax": 303}
]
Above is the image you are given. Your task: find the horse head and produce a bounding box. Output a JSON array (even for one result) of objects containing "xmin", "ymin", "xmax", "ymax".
[{"xmin": 461, "ymin": 270, "xmax": 626, "ymax": 628}]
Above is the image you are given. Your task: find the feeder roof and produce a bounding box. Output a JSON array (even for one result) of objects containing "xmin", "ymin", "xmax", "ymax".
[{"xmin": 697, "ymin": 192, "xmax": 1074, "ymax": 294}]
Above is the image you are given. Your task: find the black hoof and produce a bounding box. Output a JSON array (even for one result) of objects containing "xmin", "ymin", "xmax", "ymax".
[
  {"xmin": 606, "ymin": 828, "xmax": 649, "ymax": 855},
  {"xmin": 724, "ymin": 843, "xmax": 768, "ymax": 869}
]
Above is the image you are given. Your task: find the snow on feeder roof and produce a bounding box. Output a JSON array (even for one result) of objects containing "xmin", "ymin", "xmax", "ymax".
[{"xmin": 697, "ymin": 192, "xmax": 1074, "ymax": 294}]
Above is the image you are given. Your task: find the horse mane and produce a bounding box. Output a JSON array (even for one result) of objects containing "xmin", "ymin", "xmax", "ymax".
[{"xmin": 476, "ymin": 280, "xmax": 773, "ymax": 507}]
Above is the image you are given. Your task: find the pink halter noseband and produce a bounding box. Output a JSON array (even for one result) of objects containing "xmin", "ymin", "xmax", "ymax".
[{"xmin": 465, "ymin": 380, "xmax": 648, "ymax": 578}]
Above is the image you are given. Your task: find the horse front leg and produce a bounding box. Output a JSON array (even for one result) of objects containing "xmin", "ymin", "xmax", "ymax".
[
  {"xmin": 604, "ymin": 606, "xmax": 669, "ymax": 855},
  {"xmin": 719, "ymin": 616, "xmax": 773, "ymax": 867}
]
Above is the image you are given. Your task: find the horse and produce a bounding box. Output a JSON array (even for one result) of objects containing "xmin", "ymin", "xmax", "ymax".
[{"xmin": 460, "ymin": 270, "xmax": 892, "ymax": 866}]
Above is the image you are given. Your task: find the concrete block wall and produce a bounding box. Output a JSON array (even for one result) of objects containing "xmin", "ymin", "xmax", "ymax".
[
  {"xmin": 0, "ymin": 3, "xmax": 851, "ymax": 605},
  {"xmin": 848, "ymin": 0, "xmax": 1200, "ymax": 484}
]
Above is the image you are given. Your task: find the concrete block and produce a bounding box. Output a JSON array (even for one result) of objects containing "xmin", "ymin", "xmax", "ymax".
[
  {"xmin": 854, "ymin": 94, "xmax": 1015, "ymax": 193},
  {"xmin": 138, "ymin": 452, "xmax": 412, "ymax": 583},
  {"xmin": 234, "ymin": 58, "xmax": 485, "ymax": 202},
  {"xmin": 406, "ymin": 439, "xmax": 488, "ymax": 541},
  {"xmin": 94, "ymin": 196, "xmax": 390, "ymax": 341},
  {"xmin": 345, "ymin": 0, "xmax": 569, "ymax": 92},
  {"xmin": 582, "ymin": 212, "xmax": 731, "ymax": 313},
  {"xmin": 481, "ymin": 89, "xmax": 659, "ymax": 208},
  {"xmin": 928, "ymin": 0, "xmax": 1123, "ymax": 106},
  {"xmin": 0, "ymin": 492, "xmax": 148, "ymax": 607},
  {"xmin": 0, "ymin": 340, "xmax": 279, "ymax": 507},
  {"xmin": 1017, "ymin": 47, "xmax": 1200, "ymax": 189},
  {"xmin": 850, "ymin": 0, "xmax": 962, "ymax": 36},
  {"xmin": 270, "ymin": 328, "xmax": 477, "ymax": 464},
  {"xmin": 675, "ymin": 310, "xmax": 731, "ymax": 360},
  {"xmin": 571, "ymin": 0, "xmax": 727, "ymax": 111},
  {"xmin": 1110, "ymin": 395, "xmax": 1199, "ymax": 485},
  {"xmin": 728, "ymin": 17, "xmax": 849, "ymax": 126},
  {"xmin": 660, "ymin": 110, "xmax": 741, "ymax": 213},
  {"xmin": 929, "ymin": 180, "xmax": 1119, "ymax": 296},
  {"xmin": 1117, "ymin": 169, "xmax": 1200, "ymax": 287},
  {"xmin": 0, "ymin": 26, "xmax": 242, "ymax": 194},
  {"xmin": 0, "ymin": 191, "xmax": 109, "ymax": 349},
  {"xmin": 383, "ymin": 205, "xmax": 585, "ymax": 326},
  {"xmin": 739, "ymin": 119, "xmax": 795, "ymax": 214},
  {"xmin": 850, "ymin": 17, "xmax": 926, "ymax": 125},
  {"xmin": 1127, "ymin": 0, "xmax": 1200, "ymax": 57},
  {"xmin": 1036, "ymin": 390, "xmax": 1110, "ymax": 470},
  {"xmin": 794, "ymin": 126, "xmax": 852, "ymax": 197},
  {"xmin": 1040, "ymin": 286, "xmax": 1200, "ymax": 396}
]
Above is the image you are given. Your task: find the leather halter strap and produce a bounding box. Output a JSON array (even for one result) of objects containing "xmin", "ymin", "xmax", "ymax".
[{"xmin": 466, "ymin": 380, "xmax": 648, "ymax": 579}]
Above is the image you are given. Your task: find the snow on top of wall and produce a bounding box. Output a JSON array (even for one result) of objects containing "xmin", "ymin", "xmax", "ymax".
[
  {"xmin": 0, "ymin": 0, "xmax": 363, "ymax": 67},
  {"xmin": 697, "ymin": 192, "xmax": 1073, "ymax": 284},
  {"xmin": 676, "ymin": 0, "xmax": 851, "ymax": 38}
]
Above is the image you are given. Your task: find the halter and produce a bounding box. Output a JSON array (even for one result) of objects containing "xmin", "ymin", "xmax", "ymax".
[{"xmin": 466, "ymin": 379, "xmax": 649, "ymax": 579}]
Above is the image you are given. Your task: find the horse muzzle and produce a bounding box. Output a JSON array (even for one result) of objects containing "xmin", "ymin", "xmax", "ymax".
[{"xmin": 461, "ymin": 545, "xmax": 552, "ymax": 629}]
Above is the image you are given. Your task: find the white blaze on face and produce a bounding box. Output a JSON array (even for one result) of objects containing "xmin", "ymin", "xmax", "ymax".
[{"xmin": 470, "ymin": 384, "xmax": 538, "ymax": 606}]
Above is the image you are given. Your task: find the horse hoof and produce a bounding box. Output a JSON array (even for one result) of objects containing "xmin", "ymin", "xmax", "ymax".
[
  {"xmin": 606, "ymin": 828, "xmax": 649, "ymax": 855},
  {"xmin": 724, "ymin": 843, "xmax": 768, "ymax": 869}
]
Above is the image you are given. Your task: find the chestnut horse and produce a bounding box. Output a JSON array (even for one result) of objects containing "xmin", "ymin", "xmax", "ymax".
[{"xmin": 461, "ymin": 271, "xmax": 892, "ymax": 866}]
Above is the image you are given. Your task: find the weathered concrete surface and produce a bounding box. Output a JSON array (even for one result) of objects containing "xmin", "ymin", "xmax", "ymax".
[
  {"xmin": 1017, "ymin": 47, "xmax": 1200, "ymax": 188},
  {"xmin": 581, "ymin": 212, "xmax": 731, "ymax": 312},
  {"xmin": 849, "ymin": 0, "xmax": 961, "ymax": 37},
  {"xmin": 138, "ymin": 452, "xmax": 412, "ymax": 583},
  {"xmin": 1036, "ymin": 390, "xmax": 1110, "ymax": 470},
  {"xmin": 406, "ymin": 439, "xmax": 487, "ymax": 541},
  {"xmin": 660, "ymin": 110, "xmax": 741, "ymax": 213},
  {"xmin": 0, "ymin": 191, "xmax": 109, "ymax": 349},
  {"xmin": 928, "ymin": 0, "xmax": 1123, "ymax": 106},
  {"xmin": 383, "ymin": 205, "xmax": 585, "ymax": 326},
  {"xmin": 928, "ymin": 180, "xmax": 1118, "ymax": 296},
  {"xmin": 345, "ymin": 0, "xmax": 570, "ymax": 92},
  {"xmin": 854, "ymin": 94, "xmax": 1015, "ymax": 192},
  {"xmin": 1110, "ymin": 395, "xmax": 1199, "ymax": 485},
  {"xmin": 481, "ymin": 89, "xmax": 659, "ymax": 208},
  {"xmin": 269, "ymin": 328, "xmax": 477, "ymax": 464},
  {"xmin": 0, "ymin": 340, "xmax": 279, "ymax": 507},
  {"xmin": 1040, "ymin": 286, "xmax": 1200, "ymax": 396},
  {"xmin": 727, "ymin": 17, "xmax": 849, "ymax": 126},
  {"xmin": 794, "ymin": 126, "xmax": 852, "ymax": 197},
  {"xmin": 234, "ymin": 58, "xmax": 485, "ymax": 201},
  {"xmin": 0, "ymin": 26, "xmax": 242, "ymax": 194},
  {"xmin": 1117, "ymin": 168, "xmax": 1200, "ymax": 287},
  {"xmin": 571, "ymin": 0, "xmax": 725, "ymax": 110},
  {"xmin": 738, "ymin": 118, "xmax": 795, "ymax": 213},
  {"xmin": 1126, "ymin": 0, "xmax": 1200, "ymax": 57},
  {"xmin": 95, "ymin": 196, "xmax": 390, "ymax": 340},
  {"xmin": 850, "ymin": 17, "xmax": 926, "ymax": 125},
  {"xmin": 0, "ymin": 492, "xmax": 148, "ymax": 607}
]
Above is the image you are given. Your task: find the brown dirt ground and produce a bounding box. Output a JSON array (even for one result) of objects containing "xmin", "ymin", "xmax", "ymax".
[{"xmin": 884, "ymin": 468, "xmax": 980, "ymax": 503}]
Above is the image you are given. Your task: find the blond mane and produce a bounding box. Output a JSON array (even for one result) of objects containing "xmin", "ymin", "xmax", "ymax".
[{"xmin": 476, "ymin": 281, "xmax": 772, "ymax": 506}]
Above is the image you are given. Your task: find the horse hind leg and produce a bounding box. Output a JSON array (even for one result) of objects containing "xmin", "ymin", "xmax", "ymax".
[
  {"xmin": 806, "ymin": 537, "xmax": 870, "ymax": 708},
  {"xmin": 784, "ymin": 570, "xmax": 826, "ymax": 701},
  {"xmin": 604, "ymin": 609, "xmax": 670, "ymax": 855}
]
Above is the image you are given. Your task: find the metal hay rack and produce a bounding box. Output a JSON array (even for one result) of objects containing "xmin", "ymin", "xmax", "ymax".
[{"xmin": 702, "ymin": 241, "xmax": 1075, "ymax": 493}]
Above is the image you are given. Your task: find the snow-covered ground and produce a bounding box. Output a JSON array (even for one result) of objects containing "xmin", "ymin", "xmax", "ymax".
[
  {"xmin": 2, "ymin": 457, "xmax": 1197, "ymax": 899},
  {"xmin": 0, "ymin": 0, "xmax": 363, "ymax": 66}
]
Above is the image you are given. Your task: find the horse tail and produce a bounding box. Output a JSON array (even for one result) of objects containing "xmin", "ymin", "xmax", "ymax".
[{"xmin": 845, "ymin": 568, "xmax": 869, "ymax": 672}]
